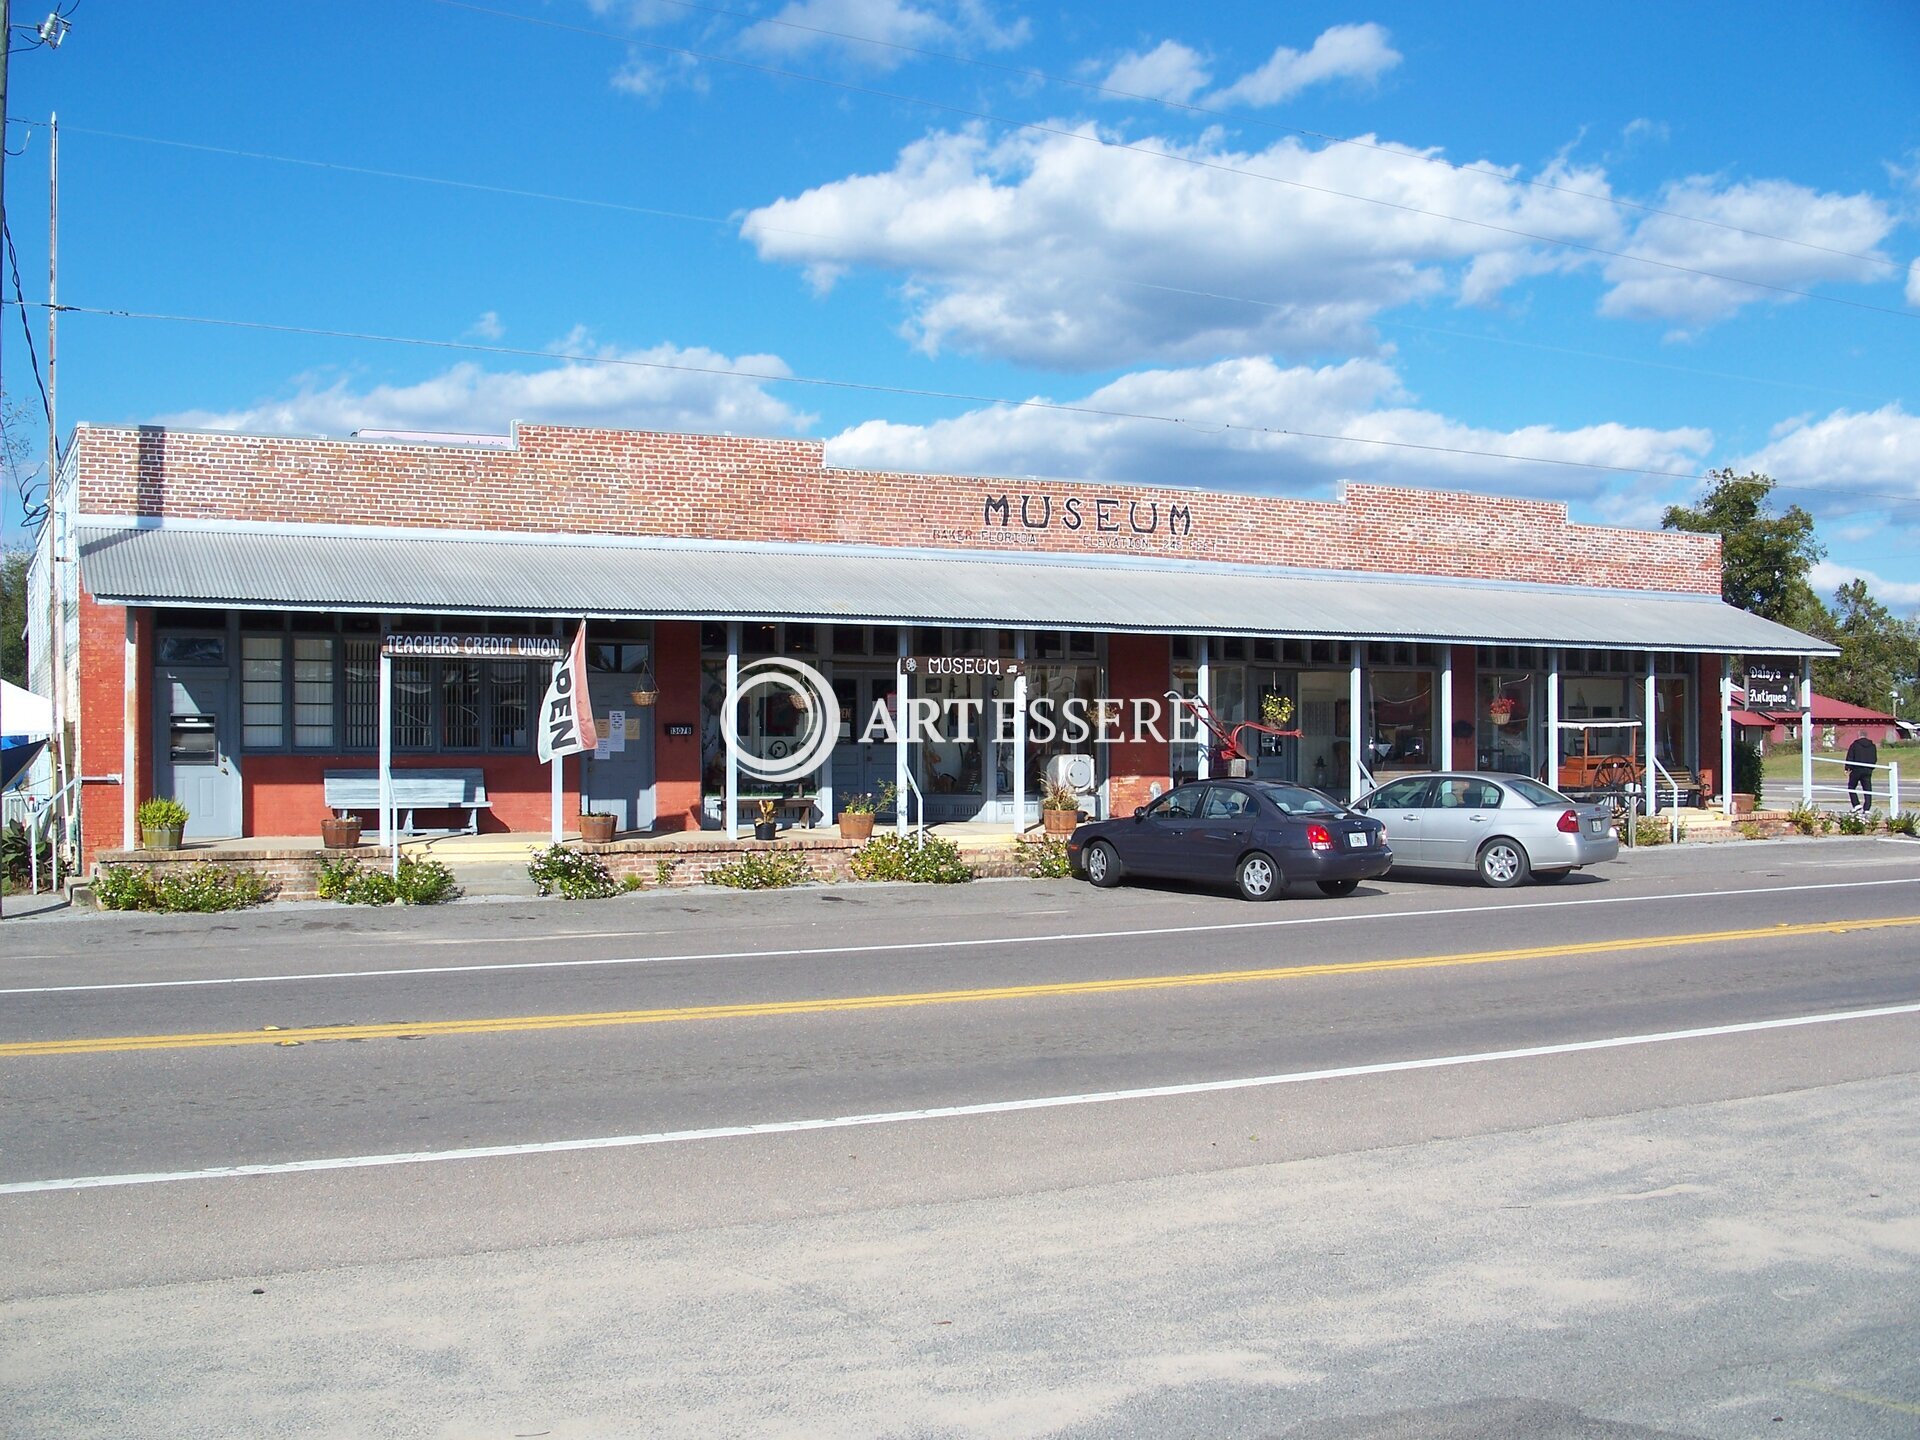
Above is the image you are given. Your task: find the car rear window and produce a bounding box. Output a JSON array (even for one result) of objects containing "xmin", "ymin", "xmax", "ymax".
[
  {"xmin": 1502, "ymin": 776, "xmax": 1572, "ymax": 807},
  {"xmin": 1252, "ymin": 783, "xmax": 1344, "ymax": 815}
]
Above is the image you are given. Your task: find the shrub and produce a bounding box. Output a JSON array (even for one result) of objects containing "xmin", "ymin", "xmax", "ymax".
[
  {"xmin": 1018, "ymin": 837, "xmax": 1073, "ymax": 878},
  {"xmin": 1836, "ymin": 810, "xmax": 1878, "ymax": 836},
  {"xmin": 849, "ymin": 832, "xmax": 974, "ymax": 884},
  {"xmin": 706, "ymin": 851, "xmax": 812, "ymax": 889},
  {"xmin": 654, "ymin": 857, "xmax": 676, "ymax": 888},
  {"xmin": 619, "ymin": 873, "xmax": 646, "ymax": 892},
  {"xmin": 1735, "ymin": 821, "xmax": 1764, "ymax": 841},
  {"xmin": 1784, "ymin": 803, "xmax": 1823, "ymax": 835},
  {"xmin": 526, "ymin": 844, "xmax": 618, "ymax": 899},
  {"xmin": 135, "ymin": 796, "xmax": 190, "ymax": 831},
  {"xmin": 1888, "ymin": 811, "xmax": 1919, "ymax": 837},
  {"xmin": 1632, "ymin": 817, "xmax": 1669, "ymax": 846},
  {"xmin": 318, "ymin": 854, "xmax": 458, "ymax": 905},
  {"xmin": 1733, "ymin": 739, "xmax": 1764, "ymax": 807},
  {"xmin": 3, "ymin": 820, "xmax": 52, "ymax": 887},
  {"xmin": 95, "ymin": 863, "xmax": 272, "ymax": 912}
]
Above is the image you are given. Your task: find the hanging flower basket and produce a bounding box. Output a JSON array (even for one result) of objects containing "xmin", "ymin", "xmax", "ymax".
[{"xmin": 1487, "ymin": 697, "xmax": 1516, "ymax": 725}]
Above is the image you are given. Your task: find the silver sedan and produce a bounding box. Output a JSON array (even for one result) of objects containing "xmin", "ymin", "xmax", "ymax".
[{"xmin": 1354, "ymin": 772, "xmax": 1619, "ymax": 887}]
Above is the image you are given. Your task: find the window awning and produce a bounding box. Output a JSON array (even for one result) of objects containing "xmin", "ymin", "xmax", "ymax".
[{"xmin": 76, "ymin": 518, "xmax": 1837, "ymax": 656}]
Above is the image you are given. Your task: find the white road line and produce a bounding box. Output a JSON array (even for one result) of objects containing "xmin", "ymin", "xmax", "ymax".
[
  {"xmin": 6, "ymin": 1001, "xmax": 1916, "ymax": 1195},
  {"xmin": 4, "ymin": 875, "xmax": 1917, "ymax": 997}
]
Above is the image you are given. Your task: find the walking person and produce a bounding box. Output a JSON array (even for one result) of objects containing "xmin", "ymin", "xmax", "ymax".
[{"xmin": 1845, "ymin": 732, "xmax": 1878, "ymax": 816}]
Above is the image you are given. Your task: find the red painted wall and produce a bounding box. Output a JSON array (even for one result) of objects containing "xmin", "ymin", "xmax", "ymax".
[
  {"xmin": 1449, "ymin": 647, "xmax": 1476, "ymax": 770},
  {"xmin": 651, "ymin": 620, "xmax": 703, "ymax": 832},
  {"xmin": 247, "ymin": 753, "xmax": 572, "ymax": 837},
  {"xmin": 1698, "ymin": 655, "xmax": 1723, "ymax": 799},
  {"xmin": 76, "ymin": 587, "xmax": 127, "ymax": 869},
  {"xmin": 1106, "ymin": 634, "xmax": 1172, "ymax": 815}
]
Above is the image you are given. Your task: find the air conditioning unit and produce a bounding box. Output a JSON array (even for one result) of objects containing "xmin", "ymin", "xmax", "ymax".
[{"xmin": 1044, "ymin": 753, "xmax": 1095, "ymax": 791}]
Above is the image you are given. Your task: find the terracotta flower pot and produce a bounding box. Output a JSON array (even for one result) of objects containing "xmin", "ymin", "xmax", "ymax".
[
  {"xmin": 579, "ymin": 813, "xmax": 617, "ymax": 844},
  {"xmin": 1043, "ymin": 808, "xmax": 1079, "ymax": 837},
  {"xmin": 321, "ymin": 817, "xmax": 363, "ymax": 850},
  {"xmin": 838, "ymin": 812, "xmax": 875, "ymax": 840},
  {"xmin": 1730, "ymin": 793, "xmax": 1756, "ymax": 817}
]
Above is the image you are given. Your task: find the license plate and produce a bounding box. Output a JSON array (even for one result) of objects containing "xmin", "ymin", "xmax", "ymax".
[
  {"xmin": 1588, "ymin": 819, "xmax": 1605, "ymax": 833},
  {"xmin": 1346, "ymin": 831, "xmax": 1369, "ymax": 848}
]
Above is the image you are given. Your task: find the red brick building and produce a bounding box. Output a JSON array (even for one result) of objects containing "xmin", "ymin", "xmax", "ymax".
[{"xmin": 30, "ymin": 421, "xmax": 1835, "ymax": 864}]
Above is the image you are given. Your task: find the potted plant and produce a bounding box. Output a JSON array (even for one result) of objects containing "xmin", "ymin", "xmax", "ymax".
[
  {"xmin": 1487, "ymin": 695, "xmax": 1515, "ymax": 726},
  {"xmin": 752, "ymin": 798, "xmax": 779, "ymax": 842},
  {"xmin": 137, "ymin": 796, "xmax": 188, "ymax": 851},
  {"xmin": 837, "ymin": 790, "xmax": 876, "ymax": 840},
  {"xmin": 1041, "ymin": 778, "xmax": 1081, "ymax": 836},
  {"xmin": 579, "ymin": 808, "xmax": 617, "ymax": 844},
  {"xmin": 321, "ymin": 812, "xmax": 363, "ymax": 849}
]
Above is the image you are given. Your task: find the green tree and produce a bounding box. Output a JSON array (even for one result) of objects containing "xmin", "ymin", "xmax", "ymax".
[
  {"xmin": 1662, "ymin": 470, "xmax": 1827, "ymax": 627},
  {"xmin": 0, "ymin": 549, "xmax": 27, "ymax": 688},
  {"xmin": 1815, "ymin": 579, "xmax": 1920, "ymax": 716}
]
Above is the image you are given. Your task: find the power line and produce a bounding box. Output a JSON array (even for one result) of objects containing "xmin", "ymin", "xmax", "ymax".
[
  {"xmin": 20, "ymin": 120, "xmax": 1892, "ymax": 407},
  {"xmin": 18, "ymin": 296, "xmax": 1920, "ymax": 510},
  {"xmin": 567, "ymin": 0, "xmax": 1902, "ymax": 275}
]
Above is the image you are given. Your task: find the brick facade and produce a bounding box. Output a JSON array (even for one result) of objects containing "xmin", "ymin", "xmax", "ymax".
[{"xmin": 73, "ymin": 424, "xmax": 1722, "ymax": 594}]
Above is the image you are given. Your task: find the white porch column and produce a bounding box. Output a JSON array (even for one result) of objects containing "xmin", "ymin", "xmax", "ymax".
[
  {"xmin": 1347, "ymin": 648, "xmax": 1364, "ymax": 801},
  {"xmin": 724, "ymin": 623, "xmax": 740, "ymax": 838},
  {"xmin": 1799, "ymin": 657, "xmax": 1814, "ymax": 806},
  {"xmin": 378, "ymin": 650, "xmax": 393, "ymax": 848},
  {"xmin": 1440, "ymin": 649, "xmax": 1454, "ymax": 774},
  {"xmin": 1546, "ymin": 650, "xmax": 1561, "ymax": 790},
  {"xmin": 122, "ymin": 608, "xmax": 138, "ymax": 849},
  {"xmin": 817, "ymin": 657, "xmax": 834, "ymax": 830},
  {"xmin": 895, "ymin": 632, "xmax": 909, "ymax": 837},
  {"xmin": 1012, "ymin": 632, "xmax": 1028, "ymax": 835},
  {"xmin": 1720, "ymin": 661, "xmax": 1735, "ymax": 817},
  {"xmin": 1196, "ymin": 636, "xmax": 1211, "ymax": 781},
  {"xmin": 1644, "ymin": 653, "xmax": 1658, "ymax": 818}
]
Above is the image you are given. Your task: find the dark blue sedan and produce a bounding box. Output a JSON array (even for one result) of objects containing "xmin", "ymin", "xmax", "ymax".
[{"xmin": 1066, "ymin": 780, "xmax": 1391, "ymax": 901}]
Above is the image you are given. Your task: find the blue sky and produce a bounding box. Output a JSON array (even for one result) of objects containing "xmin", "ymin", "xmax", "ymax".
[{"xmin": 5, "ymin": 1, "xmax": 1917, "ymax": 609}]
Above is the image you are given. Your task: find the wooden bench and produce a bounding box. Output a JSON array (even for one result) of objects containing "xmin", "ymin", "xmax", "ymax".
[
  {"xmin": 324, "ymin": 768, "xmax": 490, "ymax": 835},
  {"xmin": 739, "ymin": 792, "xmax": 820, "ymax": 829}
]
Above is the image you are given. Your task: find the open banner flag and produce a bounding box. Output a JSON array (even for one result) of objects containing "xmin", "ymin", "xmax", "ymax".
[{"xmin": 537, "ymin": 624, "xmax": 599, "ymax": 763}]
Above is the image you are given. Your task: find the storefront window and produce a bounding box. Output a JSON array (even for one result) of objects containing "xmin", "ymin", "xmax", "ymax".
[
  {"xmin": 1367, "ymin": 670, "xmax": 1434, "ymax": 776},
  {"xmin": 1476, "ymin": 670, "xmax": 1535, "ymax": 776},
  {"xmin": 344, "ymin": 639, "xmax": 379, "ymax": 749},
  {"xmin": 394, "ymin": 659, "xmax": 433, "ymax": 749},
  {"xmin": 241, "ymin": 635, "xmax": 284, "ymax": 748},
  {"xmin": 490, "ymin": 664, "xmax": 530, "ymax": 749},
  {"xmin": 292, "ymin": 636, "xmax": 335, "ymax": 748}
]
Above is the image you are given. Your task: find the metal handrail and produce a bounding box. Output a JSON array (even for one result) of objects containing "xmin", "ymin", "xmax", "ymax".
[
  {"xmin": 900, "ymin": 768, "xmax": 927, "ymax": 838},
  {"xmin": 24, "ymin": 773, "xmax": 82, "ymax": 895}
]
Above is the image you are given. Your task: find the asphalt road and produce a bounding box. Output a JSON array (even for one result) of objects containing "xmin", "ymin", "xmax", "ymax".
[{"xmin": 4, "ymin": 837, "xmax": 1918, "ymax": 1437}]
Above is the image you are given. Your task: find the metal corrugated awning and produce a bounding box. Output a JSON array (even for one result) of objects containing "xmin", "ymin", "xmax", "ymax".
[{"xmin": 76, "ymin": 518, "xmax": 1836, "ymax": 655}]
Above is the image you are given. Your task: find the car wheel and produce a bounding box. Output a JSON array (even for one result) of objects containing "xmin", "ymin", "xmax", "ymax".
[
  {"xmin": 1316, "ymin": 878, "xmax": 1360, "ymax": 897},
  {"xmin": 1534, "ymin": 868, "xmax": 1572, "ymax": 884},
  {"xmin": 1084, "ymin": 840, "xmax": 1122, "ymax": 889},
  {"xmin": 1236, "ymin": 851, "xmax": 1284, "ymax": 901},
  {"xmin": 1476, "ymin": 838, "xmax": 1531, "ymax": 888}
]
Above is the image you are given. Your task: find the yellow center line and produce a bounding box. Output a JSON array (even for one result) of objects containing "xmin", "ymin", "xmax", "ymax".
[{"xmin": 5, "ymin": 915, "xmax": 1916, "ymax": 1059}]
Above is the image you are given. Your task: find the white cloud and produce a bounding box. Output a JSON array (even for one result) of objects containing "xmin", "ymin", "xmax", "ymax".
[
  {"xmin": 825, "ymin": 355, "xmax": 1709, "ymax": 506},
  {"xmin": 1812, "ymin": 561, "xmax": 1920, "ymax": 610},
  {"xmin": 1740, "ymin": 403, "xmax": 1920, "ymax": 500},
  {"xmin": 1619, "ymin": 118, "xmax": 1669, "ymax": 150},
  {"xmin": 1600, "ymin": 177, "xmax": 1897, "ymax": 326},
  {"xmin": 1209, "ymin": 23, "xmax": 1401, "ymax": 108},
  {"xmin": 738, "ymin": 0, "xmax": 1027, "ymax": 68},
  {"xmin": 742, "ymin": 124, "xmax": 1623, "ymax": 369},
  {"xmin": 465, "ymin": 311, "xmax": 504, "ymax": 341},
  {"xmin": 1907, "ymin": 256, "xmax": 1919, "ymax": 307},
  {"xmin": 161, "ymin": 336, "xmax": 813, "ymax": 439},
  {"xmin": 1100, "ymin": 41, "xmax": 1210, "ymax": 104},
  {"xmin": 611, "ymin": 51, "xmax": 704, "ymax": 97}
]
